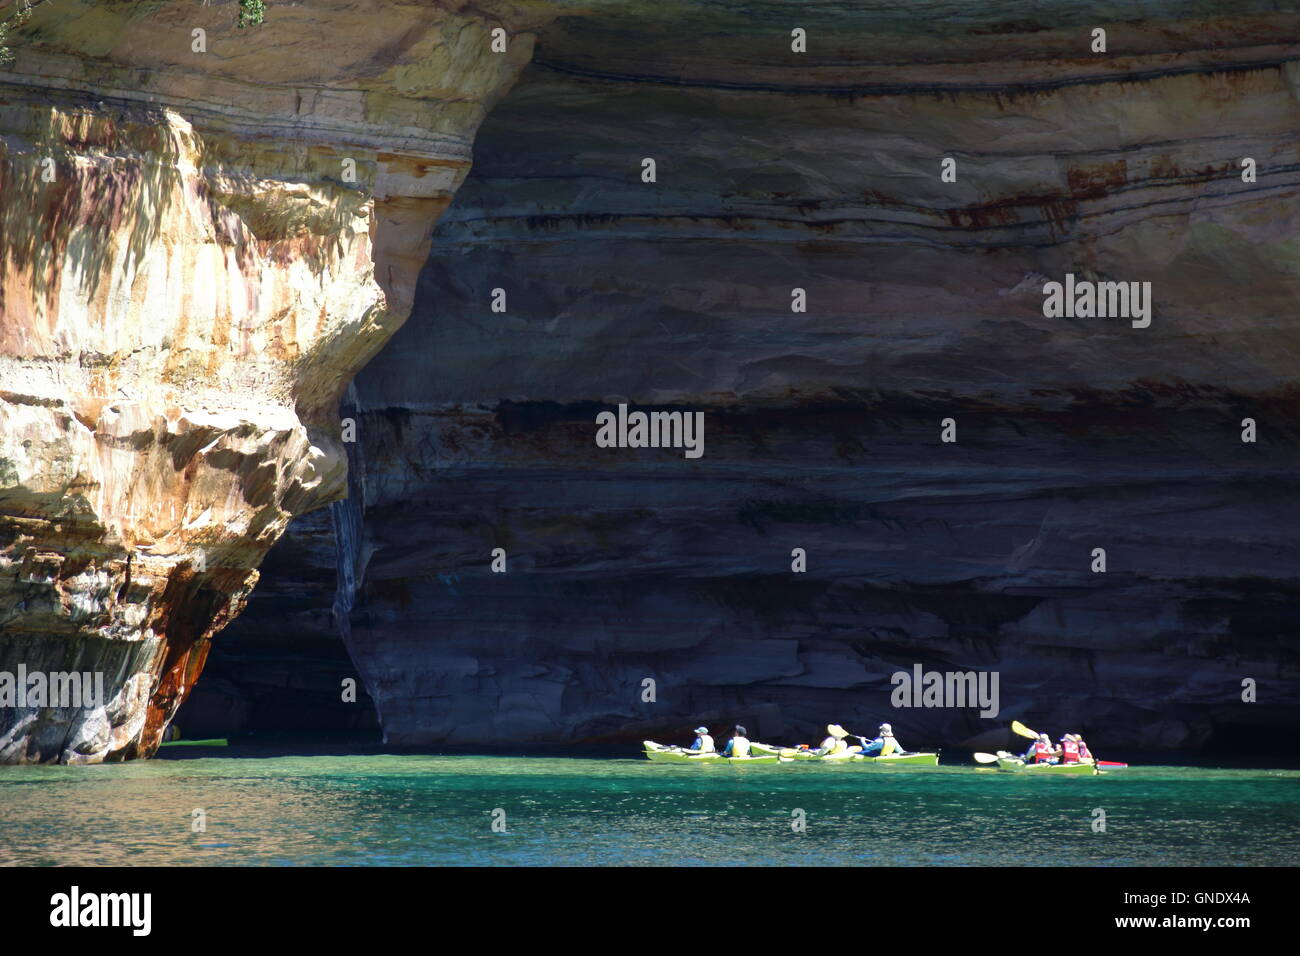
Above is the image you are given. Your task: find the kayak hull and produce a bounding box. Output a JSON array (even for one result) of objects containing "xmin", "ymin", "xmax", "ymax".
[
  {"xmin": 855, "ymin": 752, "xmax": 939, "ymax": 767},
  {"xmin": 750, "ymin": 742, "xmax": 938, "ymax": 766},
  {"xmin": 642, "ymin": 742, "xmax": 777, "ymax": 764},
  {"xmin": 995, "ymin": 755, "xmax": 1097, "ymax": 775},
  {"xmin": 645, "ymin": 741, "xmax": 940, "ymax": 767}
]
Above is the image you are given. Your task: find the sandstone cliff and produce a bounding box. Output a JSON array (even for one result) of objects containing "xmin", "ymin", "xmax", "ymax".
[
  {"xmin": 4, "ymin": 1, "xmax": 1299, "ymax": 761},
  {"xmin": 0, "ymin": 0, "xmax": 543, "ymax": 761}
]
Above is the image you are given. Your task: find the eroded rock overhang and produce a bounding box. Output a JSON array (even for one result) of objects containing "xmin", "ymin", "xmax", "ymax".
[
  {"xmin": 238, "ymin": 1, "xmax": 1300, "ymax": 751},
  {"xmin": 0, "ymin": 0, "xmax": 547, "ymax": 762}
]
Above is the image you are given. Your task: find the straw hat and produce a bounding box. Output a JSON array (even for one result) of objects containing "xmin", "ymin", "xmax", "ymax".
[{"xmin": 826, "ymin": 724, "xmax": 848, "ymax": 739}]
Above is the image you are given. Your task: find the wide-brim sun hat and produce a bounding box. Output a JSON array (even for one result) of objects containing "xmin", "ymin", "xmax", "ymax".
[{"xmin": 827, "ymin": 724, "xmax": 847, "ymax": 738}]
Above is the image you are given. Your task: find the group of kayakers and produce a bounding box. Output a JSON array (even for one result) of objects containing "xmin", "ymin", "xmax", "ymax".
[
  {"xmin": 813, "ymin": 722, "xmax": 907, "ymax": 756},
  {"xmin": 689, "ymin": 725, "xmax": 723, "ymax": 754},
  {"xmin": 685, "ymin": 723, "xmax": 1092, "ymax": 764},
  {"xmin": 688, "ymin": 725, "xmax": 754, "ymax": 757},
  {"xmin": 684, "ymin": 722, "xmax": 909, "ymax": 757},
  {"xmin": 1021, "ymin": 732, "xmax": 1092, "ymax": 765}
]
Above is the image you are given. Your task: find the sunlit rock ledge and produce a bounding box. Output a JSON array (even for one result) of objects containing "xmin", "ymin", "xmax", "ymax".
[{"xmin": 0, "ymin": 0, "xmax": 543, "ymax": 762}]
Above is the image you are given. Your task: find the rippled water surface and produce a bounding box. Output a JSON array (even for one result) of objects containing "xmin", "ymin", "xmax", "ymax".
[{"xmin": 2, "ymin": 755, "xmax": 1297, "ymax": 866}]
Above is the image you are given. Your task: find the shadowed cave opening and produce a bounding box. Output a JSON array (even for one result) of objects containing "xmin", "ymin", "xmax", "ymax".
[{"xmin": 177, "ymin": 14, "xmax": 1300, "ymax": 757}]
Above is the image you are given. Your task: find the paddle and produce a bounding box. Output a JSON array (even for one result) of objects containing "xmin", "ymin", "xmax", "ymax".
[
  {"xmin": 973, "ymin": 752, "xmax": 999, "ymax": 764},
  {"xmin": 852, "ymin": 730, "xmax": 903, "ymax": 756},
  {"xmin": 1010, "ymin": 719, "xmax": 1038, "ymax": 740}
]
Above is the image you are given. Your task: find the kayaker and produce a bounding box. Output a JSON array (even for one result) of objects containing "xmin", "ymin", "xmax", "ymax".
[
  {"xmin": 1022, "ymin": 732, "xmax": 1058, "ymax": 764},
  {"xmin": 1059, "ymin": 733, "xmax": 1080, "ymax": 764},
  {"xmin": 722, "ymin": 725, "xmax": 751, "ymax": 758},
  {"xmin": 1075, "ymin": 734, "xmax": 1093, "ymax": 761},
  {"xmin": 686, "ymin": 726, "xmax": 715, "ymax": 754},
  {"xmin": 818, "ymin": 724, "xmax": 851, "ymax": 756},
  {"xmin": 859, "ymin": 723, "xmax": 904, "ymax": 756}
]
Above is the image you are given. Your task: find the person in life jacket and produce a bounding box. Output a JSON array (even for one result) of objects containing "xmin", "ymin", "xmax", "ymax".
[
  {"xmin": 1074, "ymin": 734, "xmax": 1093, "ymax": 761},
  {"xmin": 686, "ymin": 726, "xmax": 715, "ymax": 754},
  {"xmin": 818, "ymin": 724, "xmax": 851, "ymax": 756},
  {"xmin": 1059, "ymin": 734, "xmax": 1081, "ymax": 764},
  {"xmin": 1022, "ymin": 733, "xmax": 1058, "ymax": 764},
  {"xmin": 722, "ymin": 725, "xmax": 751, "ymax": 758},
  {"xmin": 859, "ymin": 723, "xmax": 904, "ymax": 756}
]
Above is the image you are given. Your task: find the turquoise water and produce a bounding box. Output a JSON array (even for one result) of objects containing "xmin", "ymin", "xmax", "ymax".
[{"xmin": 1, "ymin": 755, "xmax": 1297, "ymax": 866}]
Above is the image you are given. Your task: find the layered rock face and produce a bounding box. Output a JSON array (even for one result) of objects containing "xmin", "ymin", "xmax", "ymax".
[
  {"xmin": 6, "ymin": 2, "xmax": 1300, "ymax": 760},
  {"xmin": 0, "ymin": 0, "xmax": 542, "ymax": 761},
  {"xmin": 206, "ymin": 1, "xmax": 1300, "ymax": 753}
]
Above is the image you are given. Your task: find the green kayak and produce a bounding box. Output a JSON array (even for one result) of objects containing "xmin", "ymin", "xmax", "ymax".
[
  {"xmin": 158, "ymin": 737, "xmax": 229, "ymax": 748},
  {"xmin": 995, "ymin": 754, "xmax": 1097, "ymax": 775},
  {"xmin": 642, "ymin": 741, "xmax": 779, "ymax": 764},
  {"xmin": 754, "ymin": 744, "xmax": 939, "ymax": 766},
  {"xmin": 643, "ymin": 741, "xmax": 939, "ymax": 767}
]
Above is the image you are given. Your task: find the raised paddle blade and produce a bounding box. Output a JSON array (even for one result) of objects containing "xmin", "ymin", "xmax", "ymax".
[
  {"xmin": 973, "ymin": 752, "xmax": 999, "ymax": 764},
  {"xmin": 1010, "ymin": 720, "xmax": 1038, "ymax": 740}
]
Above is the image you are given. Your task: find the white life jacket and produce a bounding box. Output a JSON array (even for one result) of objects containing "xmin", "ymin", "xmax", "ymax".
[
  {"xmin": 731, "ymin": 736, "xmax": 751, "ymax": 758},
  {"xmin": 693, "ymin": 734, "xmax": 715, "ymax": 753}
]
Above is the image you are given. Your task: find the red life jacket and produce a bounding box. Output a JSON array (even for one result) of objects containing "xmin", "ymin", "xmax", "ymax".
[
  {"xmin": 1034, "ymin": 741, "xmax": 1054, "ymax": 763},
  {"xmin": 1061, "ymin": 739, "xmax": 1080, "ymax": 763}
]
